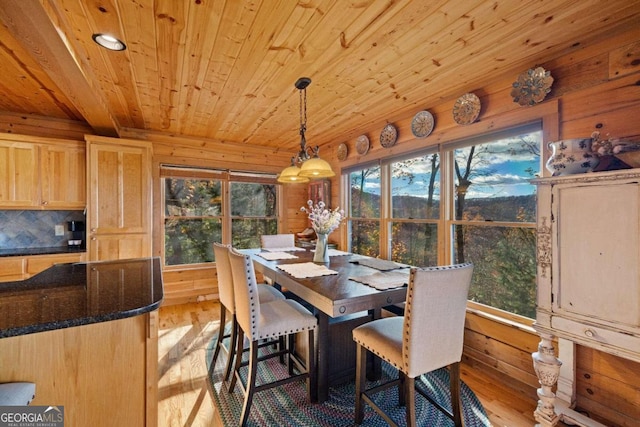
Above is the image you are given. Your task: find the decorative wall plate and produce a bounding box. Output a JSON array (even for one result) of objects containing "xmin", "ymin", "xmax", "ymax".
[
  {"xmin": 380, "ymin": 123, "xmax": 398, "ymax": 148},
  {"xmin": 337, "ymin": 142, "xmax": 348, "ymax": 161},
  {"xmin": 511, "ymin": 67, "xmax": 554, "ymax": 106},
  {"xmin": 411, "ymin": 110, "xmax": 435, "ymax": 138},
  {"xmin": 356, "ymin": 135, "xmax": 370, "ymax": 155},
  {"xmin": 452, "ymin": 93, "xmax": 481, "ymax": 125}
]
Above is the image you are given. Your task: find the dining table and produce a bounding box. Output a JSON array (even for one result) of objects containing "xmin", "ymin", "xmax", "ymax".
[{"xmin": 241, "ymin": 247, "xmax": 411, "ymax": 403}]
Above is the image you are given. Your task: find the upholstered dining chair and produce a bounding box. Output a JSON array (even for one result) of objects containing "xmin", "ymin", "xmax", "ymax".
[
  {"xmin": 260, "ymin": 233, "xmax": 295, "ymax": 249},
  {"xmin": 352, "ymin": 262, "xmax": 474, "ymax": 427},
  {"xmin": 210, "ymin": 243, "xmax": 285, "ymax": 383},
  {"xmin": 227, "ymin": 249, "xmax": 318, "ymax": 427},
  {"xmin": 0, "ymin": 382, "xmax": 35, "ymax": 405},
  {"xmin": 260, "ymin": 233, "xmax": 297, "ymax": 287}
]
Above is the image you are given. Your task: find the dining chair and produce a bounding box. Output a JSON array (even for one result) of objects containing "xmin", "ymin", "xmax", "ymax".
[
  {"xmin": 260, "ymin": 233, "xmax": 295, "ymax": 249},
  {"xmin": 210, "ymin": 243, "xmax": 285, "ymax": 383},
  {"xmin": 352, "ymin": 262, "xmax": 474, "ymax": 427},
  {"xmin": 227, "ymin": 249, "xmax": 318, "ymax": 427},
  {"xmin": 0, "ymin": 382, "xmax": 35, "ymax": 405}
]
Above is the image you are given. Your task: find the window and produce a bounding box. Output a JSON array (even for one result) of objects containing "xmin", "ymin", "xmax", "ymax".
[
  {"xmin": 162, "ymin": 167, "xmax": 278, "ymax": 266},
  {"xmin": 164, "ymin": 175, "xmax": 222, "ymax": 266},
  {"xmin": 348, "ymin": 165, "xmax": 381, "ymax": 257},
  {"xmin": 344, "ymin": 124, "xmax": 541, "ymax": 319},
  {"xmin": 390, "ymin": 152, "xmax": 440, "ymax": 266},
  {"xmin": 450, "ymin": 127, "xmax": 541, "ymax": 318},
  {"xmin": 230, "ymin": 181, "xmax": 278, "ymax": 249}
]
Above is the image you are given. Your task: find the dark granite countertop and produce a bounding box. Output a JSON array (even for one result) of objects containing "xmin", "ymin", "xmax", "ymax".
[
  {"xmin": 0, "ymin": 257, "xmax": 164, "ymax": 338},
  {"xmin": 0, "ymin": 246, "xmax": 87, "ymax": 257}
]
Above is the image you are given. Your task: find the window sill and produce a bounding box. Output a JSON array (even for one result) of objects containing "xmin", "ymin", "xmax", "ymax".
[{"xmin": 466, "ymin": 301, "xmax": 536, "ymax": 334}]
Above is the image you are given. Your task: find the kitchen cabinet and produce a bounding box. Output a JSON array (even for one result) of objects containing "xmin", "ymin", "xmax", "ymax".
[
  {"xmin": 0, "ymin": 139, "xmax": 38, "ymax": 207},
  {"xmin": 86, "ymin": 136, "xmax": 152, "ymax": 260},
  {"xmin": 531, "ymin": 170, "xmax": 640, "ymax": 427},
  {"xmin": 0, "ymin": 134, "xmax": 85, "ymax": 209},
  {"xmin": 0, "ymin": 252, "xmax": 85, "ymax": 283},
  {"xmin": 39, "ymin": 142, "xmax": 86, "ymax": 208}
]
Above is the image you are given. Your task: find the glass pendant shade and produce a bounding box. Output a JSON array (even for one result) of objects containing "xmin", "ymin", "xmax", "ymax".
[
  {"xmin": 277, "ymin": 164, "xmax": 309, "ymax": 183},
  {"xmin": 298, "ymin": 157, "xmax": 335, "ymax": 178}
]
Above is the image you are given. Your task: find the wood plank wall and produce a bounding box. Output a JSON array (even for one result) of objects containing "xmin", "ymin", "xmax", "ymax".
[
  {"xmin": 1, "ymin": 24, "xmax": 639, "ymax": 426},
  {"xmin": 317, "ymin": 25, "xmax": 640, "ymax": 425}
]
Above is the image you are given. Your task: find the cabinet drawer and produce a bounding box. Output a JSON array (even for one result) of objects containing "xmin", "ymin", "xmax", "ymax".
[
  {"xmin": 0, "ymin": 258, "xmax": 26, "ymax": 282},
  {"xmin": 552, "ymin": 316, "xmax": 640, "ymax": 354},
  {"xmin": 26, "ymin": 253, "xmax": 85, "ymax": 275}
]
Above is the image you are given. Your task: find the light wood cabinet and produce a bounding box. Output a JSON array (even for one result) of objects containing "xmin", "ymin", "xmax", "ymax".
[
  {"xmin": 0, "ymin": 140, "xmax": 39, "ymax": 207},
  {"xmin": 532, "ymin": 170, "xmax": 640, "ymax": 427},
  {"xmin": 0, "ymin": 134, "xmax": 85, "ymax": 209},
  {"xmin": 40, "ymin": 142, "xmax": 86, "ymax": 208},
  {"xmin": 0, "ymin": 252, "xmax": 85, "ymax": 283},
  {"xmin": 0, "ymin": 313, "xmax": 157, "ymax": 427},
  {"xmin": 86, "ymin": 136, "xmax": 152, "ymax": 261}
]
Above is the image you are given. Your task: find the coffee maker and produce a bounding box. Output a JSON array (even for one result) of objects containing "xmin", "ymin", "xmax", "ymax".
[{"xmin": 67, "ymin": 220, "xmax": 85, "ymax": 249}]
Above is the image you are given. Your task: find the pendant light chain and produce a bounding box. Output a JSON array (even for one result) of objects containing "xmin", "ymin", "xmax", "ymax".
[{"xmin": 300, "ymin": 86, "xmax": 307, "ymax": 135}]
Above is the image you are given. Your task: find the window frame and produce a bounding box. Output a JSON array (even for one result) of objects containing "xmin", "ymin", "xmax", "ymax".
[
  {"xmin": 342, "ymin": 120, "xmax": 549, "ymax": 325},
  {"xmin": 160, "ymin": 165, "xmax": 279, "ymax": 269}
]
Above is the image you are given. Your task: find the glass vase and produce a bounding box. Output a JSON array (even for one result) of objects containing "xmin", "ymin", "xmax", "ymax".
[{"xmin": 313, "ymin": 233, "xmax": 330, "ymax": 263}]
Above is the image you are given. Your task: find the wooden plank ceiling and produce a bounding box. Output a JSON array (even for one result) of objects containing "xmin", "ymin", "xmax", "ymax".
[{"xmin": 0, "ymin": 0, "xmax": 639, "ymax": 152}]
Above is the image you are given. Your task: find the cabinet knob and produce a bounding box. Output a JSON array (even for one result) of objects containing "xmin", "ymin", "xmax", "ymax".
[
  {"xmin": 41, "ymin": 201, "xmax": 48, "ymax": 205},
  {"xmin": 91, "ymin": 228, "xmax": 96, "ymax": 233},
  {"xmin": 584, "ymin": 329, "xmax": 596, "ymax": 338},
  {"xmin": 92, "ymin": 237, "xmax": 96, "ymax": 241}
]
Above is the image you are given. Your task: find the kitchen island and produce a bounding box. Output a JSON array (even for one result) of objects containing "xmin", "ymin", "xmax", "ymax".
[{"xmin": 0, "ymin": 257, "xmax": 163, "ymax": 427}]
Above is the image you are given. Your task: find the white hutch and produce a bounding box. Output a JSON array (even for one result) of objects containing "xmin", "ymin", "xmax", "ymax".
[{"xmin": 532, "ymin": 170, "xmax": 640, "ymax": 426}]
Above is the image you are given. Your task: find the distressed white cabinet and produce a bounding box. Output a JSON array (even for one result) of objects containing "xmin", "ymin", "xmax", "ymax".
[{"xmin": 532, "ymin": 170, "xmax": 640, "ymax": 427}]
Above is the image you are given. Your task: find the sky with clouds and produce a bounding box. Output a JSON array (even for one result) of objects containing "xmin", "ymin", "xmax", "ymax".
[{"xmin": 354, "ymin": 130, "xmax": 542, "ymax": 200}]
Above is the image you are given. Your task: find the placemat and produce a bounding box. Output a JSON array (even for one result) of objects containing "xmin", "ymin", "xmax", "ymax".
[
  {"xmin": 351, "ymin": 257, "xmax": 409, "ymax": 271},
  {"xmin": 263, "ymin": 246, "xmax": 305, "ymax": 252},
  {"xmin": 349, "ymin": 271, "xmax": 409, "ymax": 290},
  {"xmin": 310, "ymin": 249, "xmax": 351, "ymax": 257},
  {"xmin": 257, "ymin": 252, "xmax": 299, "ymax": 261},
  {"xmin": 276, "ymin": 262, "xmax": 338, "ymax": 279}
]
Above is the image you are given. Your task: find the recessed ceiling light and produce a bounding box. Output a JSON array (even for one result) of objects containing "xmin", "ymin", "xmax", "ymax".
[{"xmin": 92, "ymin": 33, "xmax": 126, "ymax": 51}]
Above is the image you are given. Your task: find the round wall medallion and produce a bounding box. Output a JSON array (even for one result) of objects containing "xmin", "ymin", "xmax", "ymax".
[
  {"xmin": 380, "ymin": 123, "xmax": 398, "ymax": 148},
  {"xmin": 337, "ymin": 142, "xmax": 348, "ymax": 161},
  {"xmin": 511, "ymin": 67, "xmax": 554, "ymax": 106},
  {"xmin": 411, "ymin": 110, "xmax": 435, "ymax": 138},
  {"xmin": 452, "ymin": 93, "xmax": 481, "ymax": 125},
  {"xmin": 356, "ymin": 135, "xmax": 370, "ymax": 155}
]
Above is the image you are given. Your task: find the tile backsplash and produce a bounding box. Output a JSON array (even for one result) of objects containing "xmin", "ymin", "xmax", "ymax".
[{"xmin": 0, "ymin": 210, "xmax": 86, "ymax": 249}]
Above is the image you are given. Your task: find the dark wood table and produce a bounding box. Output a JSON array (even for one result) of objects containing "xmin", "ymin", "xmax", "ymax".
[{"xmin": 242, "ymin": 248, "xmax": 408, "ymax": 402}]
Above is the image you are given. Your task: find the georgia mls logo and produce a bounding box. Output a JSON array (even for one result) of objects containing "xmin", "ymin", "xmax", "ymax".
[{"xmin": 0, "ymin": 405, "xmax": 64, "ymax": 427}]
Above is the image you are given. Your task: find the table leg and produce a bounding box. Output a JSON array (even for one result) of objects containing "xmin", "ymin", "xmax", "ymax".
[{"xmin": 316, "ymin": 311, "xmax": 330, "ymax": 403}]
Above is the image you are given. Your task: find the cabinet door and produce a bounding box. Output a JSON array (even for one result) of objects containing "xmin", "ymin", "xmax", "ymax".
[
  {"xmin": 553, "ymin": 180, "xmax": 640, "ymax": 331},
  {"xmin": 87, "ymin": 137, "xmax": 152, "ymax": 260},
  {"xmin": 89, "ymin": 233, "xmax": 151, "ymax": 261},
  {"xmin": 0, "ymin": 141, "xmax": 39, "ymax": 207},
  {"xmin": 40, "ymin": 143, "xmax": 86, "ymax": 208}
]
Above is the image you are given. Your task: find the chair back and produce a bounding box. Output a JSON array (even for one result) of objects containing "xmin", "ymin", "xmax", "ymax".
[
  {"xmin": 228, "ymin": 249, "xmax": 261, "ymax": 341},
  {"xmin": 260, "ymin": 233, "xmax": 295, "ymax": 249},
  {"xmin": 213, "ymin": 243, "xmax": 235, "ymax": 314},
  {"xmin": 403, "ymin": 263, "xmax": 473, "ymax": 378}
]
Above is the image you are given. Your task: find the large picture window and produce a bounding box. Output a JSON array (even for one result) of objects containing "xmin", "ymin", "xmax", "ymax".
[
  {"xmin": 345, "ymin": 124, "xmax": 541, "ymax": 320},
  {"xmin": 162, "ymin": 167, "xmax": 278, "ymax": 267},
  {"xmin": 451, "ymin": 127, "xmax": 540, "ymax": 318}
]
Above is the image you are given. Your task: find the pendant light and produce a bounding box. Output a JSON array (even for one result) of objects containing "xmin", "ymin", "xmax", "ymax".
[{"xmin": 277, "ymin": 77, "xmax": 335, "ymax": 184}]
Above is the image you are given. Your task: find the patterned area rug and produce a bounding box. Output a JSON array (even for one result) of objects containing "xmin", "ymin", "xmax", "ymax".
[{"xmin": 205, "ymin": 330, "xmax": 491, "ymax": 426}]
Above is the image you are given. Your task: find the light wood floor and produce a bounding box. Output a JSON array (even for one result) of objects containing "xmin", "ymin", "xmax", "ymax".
[{"xmin": 157, "ymin": 300, "xmax": 540, "ymax": 427}]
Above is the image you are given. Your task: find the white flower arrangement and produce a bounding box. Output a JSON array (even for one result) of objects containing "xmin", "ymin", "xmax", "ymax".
[{"xmin": 300, "ymin": 200, "xmax": 344, "ymax": 235}]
